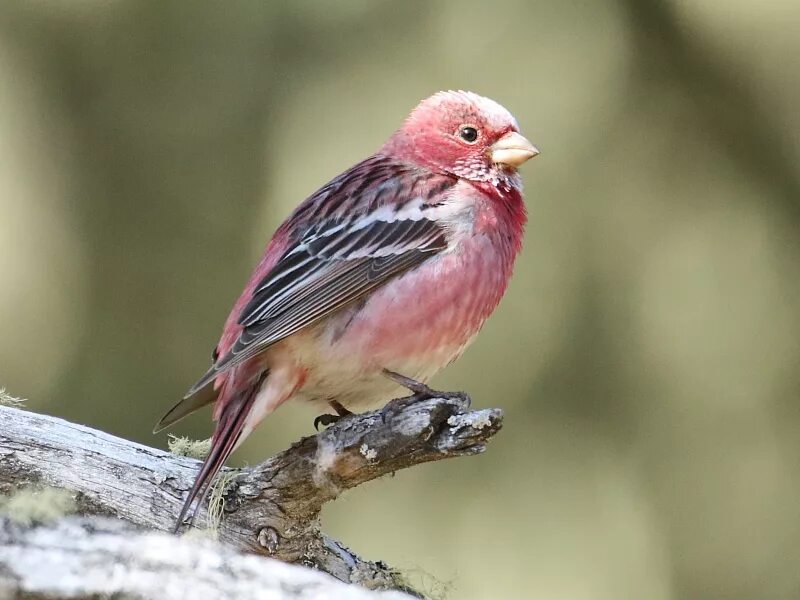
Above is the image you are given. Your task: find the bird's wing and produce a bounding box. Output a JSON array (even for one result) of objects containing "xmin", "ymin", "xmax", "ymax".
[
  {"xmin": 184, "ymin": 160, "xmax": 454, "ymax": 399},
  {"xmin": 153, "ymin": 377, "xmax": 220, "ymax": 433}
]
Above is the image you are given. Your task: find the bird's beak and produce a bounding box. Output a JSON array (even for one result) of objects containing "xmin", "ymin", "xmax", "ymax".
[{"xmin": 490, "ymin": 131, "xmax": 539, "ymax": 168}]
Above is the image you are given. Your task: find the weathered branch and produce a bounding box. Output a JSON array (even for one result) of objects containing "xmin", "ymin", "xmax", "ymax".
[
  {"xmin": 0, "ymin": 397, "xmax": 502, "ymax": 592},
  {"xmin": 0, "ymin": 516, "xmax": 412, "ymax": 599}
]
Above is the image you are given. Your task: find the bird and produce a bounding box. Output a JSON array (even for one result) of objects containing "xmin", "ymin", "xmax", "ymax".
[{"xmin": 155, "ymin": 90, "xmax": 539, "ymax": 530}]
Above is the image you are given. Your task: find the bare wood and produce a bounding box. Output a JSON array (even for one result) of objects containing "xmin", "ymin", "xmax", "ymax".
[
  {"xmin": 0, "ymin": 516, "xmax": 412, "ymax": 599},
  {"xmin": 0, "ymin": 397, "xmax": 502, "ymax": 592}
]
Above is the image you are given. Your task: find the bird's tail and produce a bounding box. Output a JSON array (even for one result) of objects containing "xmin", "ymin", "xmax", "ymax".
[{"xmin": 173, "ymin": 374, "xmax": 264, "ymax": 533}]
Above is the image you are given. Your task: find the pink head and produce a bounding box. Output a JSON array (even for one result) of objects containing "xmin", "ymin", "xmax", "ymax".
[{"xmin": 382, "ymin": 90, "xmax": 538, "ymax": 186}]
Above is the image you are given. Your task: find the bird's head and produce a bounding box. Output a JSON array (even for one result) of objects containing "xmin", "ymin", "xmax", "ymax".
[{"xmin": 383, "ymin": 90, "xmax": 538, "ymax": 187}]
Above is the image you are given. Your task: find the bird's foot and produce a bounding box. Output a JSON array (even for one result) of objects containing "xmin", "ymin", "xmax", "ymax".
[
  {"xmin": 313, "ymin": 400, "xmax": 353, "ymax": 431},
  {"xmin": 381, "ymin": 369, "xmax": 472, "ymax": 419},
  {"xmin": 313, "ymin": 414, "xmax": 340, "ymax": 430}
]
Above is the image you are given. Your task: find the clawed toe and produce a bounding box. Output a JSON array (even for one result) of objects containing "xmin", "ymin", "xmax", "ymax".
[
  {"xmin": 313, "ymin": 413, "xmax": 341, "ymax": 430},
  {"xmin": 313, "ymin": 400, "xmax": 354, "ymax": 431}
]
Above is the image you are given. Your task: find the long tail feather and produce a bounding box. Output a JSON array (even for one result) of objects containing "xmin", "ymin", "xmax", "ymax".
[
  {"xmin": 173, "ymin": 378, "xmax": 262, "ymax": 532},
  {"xmin": 154, "ymin": 381, "xmax": 219, "ymax": 433}
]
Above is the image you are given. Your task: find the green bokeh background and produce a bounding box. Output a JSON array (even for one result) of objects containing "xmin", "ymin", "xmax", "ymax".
[{"xmin": 2, "ymin": 1, "xmax": 799, "ymax": 598}]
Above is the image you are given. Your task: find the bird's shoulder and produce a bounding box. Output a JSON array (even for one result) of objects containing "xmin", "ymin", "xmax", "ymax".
[
  {"xmin": 286, "ymin": 154, "xmax": 459, "ymax": 236},
  {"xmin": 186, "ymin": 157, "xmax": 465, "ymax": 398}
]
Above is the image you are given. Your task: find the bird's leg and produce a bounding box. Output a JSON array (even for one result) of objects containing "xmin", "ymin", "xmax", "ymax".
[
  {"xmin": 313, "ymin": 400, "xmax": 353, "ymax": 430},
  {"xmin": 381, "ymin": 369, "xmax": 471, "ymax": 416}
]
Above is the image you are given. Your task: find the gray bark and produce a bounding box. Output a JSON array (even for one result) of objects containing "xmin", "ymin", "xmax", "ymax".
[
  {"xmin": 0, "ymin": 516, "xmax": 412, "ymax": 599},
  {"xmin": 0, "ymin": 397, "xmax": 502, "ymax": 594}
]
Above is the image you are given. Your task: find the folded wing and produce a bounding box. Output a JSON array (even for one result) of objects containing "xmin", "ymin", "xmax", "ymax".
[{"xmin": 183, "ymin": 165, "xmax": 452, "ymax": 401}]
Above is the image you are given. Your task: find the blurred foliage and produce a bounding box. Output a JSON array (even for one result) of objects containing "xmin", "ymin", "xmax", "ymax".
[{"xmin": 1, "ymin": 1, "xmax": 799, "ymax": 598}]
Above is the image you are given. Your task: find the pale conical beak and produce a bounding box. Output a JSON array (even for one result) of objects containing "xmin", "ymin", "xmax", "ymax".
[{"xmin": 490, "ymin": 131, "xmax": 539, "ymax": 168}]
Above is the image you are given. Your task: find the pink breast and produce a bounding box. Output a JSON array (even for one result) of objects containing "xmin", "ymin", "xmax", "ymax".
[{"xmin": 332, "ymin": 233, "xmax": 515, "ymax": 369}]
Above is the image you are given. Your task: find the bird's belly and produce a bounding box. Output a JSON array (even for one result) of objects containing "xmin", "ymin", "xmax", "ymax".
[{"xmin": 283, "ymin": 238, "xmax": 512, "ymax": 410}]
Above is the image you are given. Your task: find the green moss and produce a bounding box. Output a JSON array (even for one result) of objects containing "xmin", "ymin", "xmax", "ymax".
[
  {"xmin": 167, "ymin": 435, "xmax": 235, "ymax": 537},
  {"xmin": 167, "ymin": 435, "xmax": 211, "ymax": 459},
  {"xmin": 205, "ymin": 468, "xmax": 238, "ymax": 533},
  {"xmin": 0, "ymin": 486, "xmax": 75, "ymax": 526},
  {"xmin": 0, "ymin": 387, "xmax": 25, "ymax": 407},
  {"xmin": 174, "ymin": 468, "xmax": 238, "ymax": 539}
]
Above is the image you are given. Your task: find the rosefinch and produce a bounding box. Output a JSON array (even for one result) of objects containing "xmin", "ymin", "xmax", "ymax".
[{"xmin": 156, "ymin": 90, "xmax": 538, "ymax": 529}]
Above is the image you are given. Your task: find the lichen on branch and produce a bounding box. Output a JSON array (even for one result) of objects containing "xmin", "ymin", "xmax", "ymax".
[{"xmin": 0, "ymin": 396, "xmax": 502, "ymax": 595}]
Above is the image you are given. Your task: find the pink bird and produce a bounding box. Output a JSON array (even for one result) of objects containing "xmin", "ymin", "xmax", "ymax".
[{"xmin": 155, "ymin": 90, "xmax": 538, "ymax": 529}]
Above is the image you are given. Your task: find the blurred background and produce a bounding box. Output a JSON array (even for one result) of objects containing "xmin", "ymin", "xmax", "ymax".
[{"xmin": 1, "ymin": 1, "xmax": 799, "ymax": 598}]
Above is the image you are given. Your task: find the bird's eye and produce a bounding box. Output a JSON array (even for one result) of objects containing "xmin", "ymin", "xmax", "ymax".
[{"xmin": 458, "ymin": 126, "xmax": 479, "ymax": 143}]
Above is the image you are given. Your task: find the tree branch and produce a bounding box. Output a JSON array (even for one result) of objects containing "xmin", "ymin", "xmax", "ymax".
[
  {"xmin": 0, "ymin": 516, "xmax": 412, "ymax": 599},
  {"xmin": 0, "ymin": 397, "xmax": 502, "ymax": 593}
]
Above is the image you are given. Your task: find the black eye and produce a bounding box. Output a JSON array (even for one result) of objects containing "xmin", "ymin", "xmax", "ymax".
[{"xmin": 458, "ymin": 126, "xmax": 479, "ymax": 143}]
